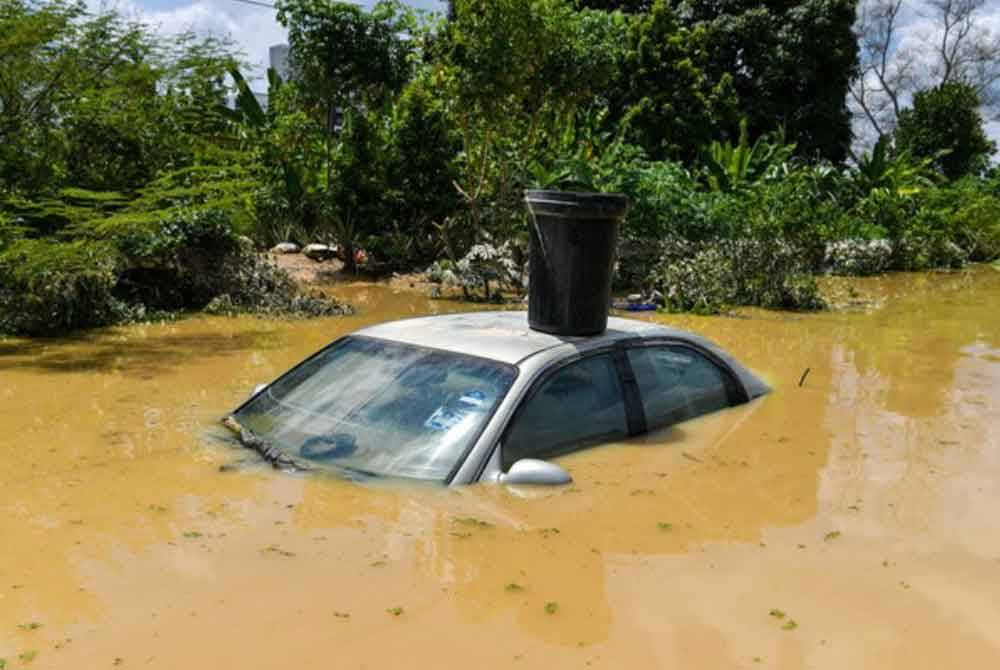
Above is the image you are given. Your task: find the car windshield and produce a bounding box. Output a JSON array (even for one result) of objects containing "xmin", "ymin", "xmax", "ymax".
[{"xmin": 233, "ymin": 336, "xmax": 516, "ymax": 482}]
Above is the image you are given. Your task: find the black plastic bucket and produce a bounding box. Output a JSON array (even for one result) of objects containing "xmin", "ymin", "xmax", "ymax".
[{"xmin": 525, "ymin": 190, "xmax": 629, "ymax": 336}]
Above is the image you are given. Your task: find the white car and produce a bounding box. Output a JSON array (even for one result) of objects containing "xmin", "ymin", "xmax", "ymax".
[{"xmin": 225, "ymin": 311, "xmax": 769, "ymax": 485}]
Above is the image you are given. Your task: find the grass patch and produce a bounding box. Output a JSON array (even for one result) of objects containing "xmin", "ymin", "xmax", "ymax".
[{"xmin": 544, "ymin": 601, "xmax": 559, "ymax": 615}]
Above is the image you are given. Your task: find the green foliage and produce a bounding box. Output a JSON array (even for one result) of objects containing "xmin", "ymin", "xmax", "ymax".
[
  {"xmin": 608, "ymin": 0, "xmax": 738, "ymax": 162},
  {"xmin": 376, "ymin": 76, "xmax": 462, "ymax": 267},
  {"xmin": 0, "ymin": 212, "xmax": 24, "ymax": 251},
  {"xmin": 894, "ymin": 81, "xmax": 997, "ymax": 180},
  {"xmin": 276, "ymin": 0, "xmax": 413, "ymax": 114},
  {"xmin": 125, "ymin": 162, "xmax": 257, "ymax": 233},
  {"xmin": 0, "ymin": 238, "xmax": 123, "ymax": 335},
  {"xmin": 84, "ymin": 207, "xmax": 238, "ymax": 263},
  {"xmin": 441, "ymin": 0, "xmax": 626, "ymax": 246},
  {"xmin": 687, "ymin": 0, "xmax": 859, "ymax": 163},
  {"xmin": 0, "ymin": 0, "xmax": 240, "ymax": 195},
  {"xmin": 951, "ymin": 193, "xmax": 1000, "ymax": 262},
  {"xmin": 852, "ymin": 138, "xmax": 937, "ymax": 198},
  {"xmin": 246, "ymin": 82, "xmax": 324, "ymax": 246},
  {"xmin": 701, "ymin": 120, "xmax": 796, "ymax": 192},
  {"xmin": 650, "ymin": 238, "xmax": 824, "ymax": 314},
  {"xmin": 1, "ymin": 188, "xmax": 128, "ymax": 236},
  {"xmin": 4, "ymin": 0, "xmax": 1000, "ymax": 334}
]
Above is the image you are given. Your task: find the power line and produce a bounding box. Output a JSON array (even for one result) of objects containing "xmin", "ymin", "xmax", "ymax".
[{"xmin": 227, "ymin": 0, "xmax": 277, "ymax": 9}]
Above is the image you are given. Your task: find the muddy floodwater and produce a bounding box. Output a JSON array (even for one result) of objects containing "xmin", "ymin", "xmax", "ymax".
[{"xmin": 1, "ymin": 268, "xmax": 998, "ymax": 669}]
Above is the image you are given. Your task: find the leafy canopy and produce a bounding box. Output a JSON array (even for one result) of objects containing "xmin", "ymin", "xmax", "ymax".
[{"xmin": 894, "ymin": 81, "xmax": 997, "ymax": 180}]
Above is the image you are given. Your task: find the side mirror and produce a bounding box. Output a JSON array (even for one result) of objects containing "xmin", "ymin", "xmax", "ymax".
[
  {"xmin": 500, "ymin": 459, "xmax": 572, "ymax": 486},
  {"xmin": 250, "ymin": 383, "xmax": 268, "ymax": 399}
]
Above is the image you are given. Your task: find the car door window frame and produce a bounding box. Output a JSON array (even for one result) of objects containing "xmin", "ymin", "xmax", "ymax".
[
  {"xmin": 624, "ymin": 339, "xmax": 749, "ymax": 423},
  {"xmin": 484, "ymin": 342, "xmax": 644, "ymax": 475},
  {"xmin": 478, "ymin": 337, "xmax": 751, "ymax": 480}
]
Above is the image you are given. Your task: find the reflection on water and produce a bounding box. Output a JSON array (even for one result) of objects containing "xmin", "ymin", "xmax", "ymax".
[{"xmin": 0, "ymin": 268, "xmax": 998, "ymax": 668}]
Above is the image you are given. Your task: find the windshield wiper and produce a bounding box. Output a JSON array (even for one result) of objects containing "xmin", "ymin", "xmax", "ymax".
[{"xmin": 222, "ymin": 416, "xmax": 311, "ymax": 472}]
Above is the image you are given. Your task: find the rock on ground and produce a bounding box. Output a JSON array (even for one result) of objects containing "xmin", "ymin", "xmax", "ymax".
[{"xmin": 303, "ymin": 243, "xmax": 338, "ymax": 262}]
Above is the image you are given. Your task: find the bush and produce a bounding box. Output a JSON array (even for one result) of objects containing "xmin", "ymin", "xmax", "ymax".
[
  {"xmin": 951, "ymin": 193, "xmax": 1000, "ymax": 262},
  {"xmin": 0, "ymin": 212, "xmax": 24, "ymax": 251},
  {"xmin": 614, "ymin": 160, "xmax": 715, "ymax": 242},
  {"xmin": 79, "ymin": 207, "xmax": 241, "ymax": 309},
  {"xmin": 426, "ymin": 241, "xmax": 527, "ymax": 301},
  {"xmin": 0, "ymin": 206, "xmax": 352, "ymax": 336},
  {"xmin": 649, "ymin": 237, "xmax": 824, "ymax": 313},
  {"xmin": 824, "ymin": 239, "xmax": 893, "ymax": 276},
  {"xmin": 204, "ymin": 250, "xmax": 354, "ymax": 318},
  {"xmin": 0, "ymin": 239, "xmax": 126, "ymax": 335}
]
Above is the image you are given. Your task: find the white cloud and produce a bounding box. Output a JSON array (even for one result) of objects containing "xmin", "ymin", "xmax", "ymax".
[
  {"xmin": 851, "ymin": 0, "xmax": 1000, "ymax": 153},
  {"xmin": 88, "ymin": 1, "xmax": 445, "ymax": 80}
]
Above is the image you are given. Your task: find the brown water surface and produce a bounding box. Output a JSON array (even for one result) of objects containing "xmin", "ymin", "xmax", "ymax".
[{"xmin": 1, "ymin": 270, "xmax": 998, "ymax": 669}]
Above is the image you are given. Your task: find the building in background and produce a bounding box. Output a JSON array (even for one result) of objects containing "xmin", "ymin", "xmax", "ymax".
[
  {"xmin": 269, "ymin": 43, "xmax": 292, "ymax": 82},
  {"xmin": 227, "ymin": 43, "xmax": 291, "ymax": 112}
]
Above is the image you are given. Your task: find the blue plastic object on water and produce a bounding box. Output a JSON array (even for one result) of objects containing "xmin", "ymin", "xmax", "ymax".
[{"xmin": 612, "ymin": 301, "xmax": 657, "ymax": 312}]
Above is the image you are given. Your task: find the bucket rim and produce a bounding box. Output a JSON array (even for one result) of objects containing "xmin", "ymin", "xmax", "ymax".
[{"xmin": 524, "ymin": 189, "xmax": 629, "ymax": 219}]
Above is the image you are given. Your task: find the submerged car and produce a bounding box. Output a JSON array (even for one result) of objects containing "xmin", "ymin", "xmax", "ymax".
[{"xmin": 224, "ymin": 311, "xmax": 769, "ymax": 485}]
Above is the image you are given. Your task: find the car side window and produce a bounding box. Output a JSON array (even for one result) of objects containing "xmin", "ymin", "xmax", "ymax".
[
  {"xmin": 503, "ymin": 354, "xmax": 628, "ymax": 470},
  {"xmin": 626, "ymin": 345, "xmax": 732, "ymax": 431}
]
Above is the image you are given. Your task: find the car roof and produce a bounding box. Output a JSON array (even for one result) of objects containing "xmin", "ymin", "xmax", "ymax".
[{"xmin": 355, "ymin": 310, "xmax": 683, "ymax": 365}]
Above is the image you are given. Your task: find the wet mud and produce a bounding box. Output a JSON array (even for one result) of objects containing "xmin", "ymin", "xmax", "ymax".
[{"xmin": 1, "ymin": 269, "xmax": 998, "ymax": 668}]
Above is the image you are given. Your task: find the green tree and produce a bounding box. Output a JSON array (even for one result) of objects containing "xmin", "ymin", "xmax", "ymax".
[
  {"xmin": 441, "ymin": 0, "xmax": 625, "ymax": 243},
  {"xmin": 894, "ymin": 81, "xmax": 996, "ymax": 180},
  {"xmin": 607, "ymin": 0, "xmax": 738, "ymax": 162},
  {"xmin": 274, "ymin": 0, "xmax": 415, "ymax": 270},
  {"xmin": 0, "ymin": 0, "xmax": 238, "ymax": 196},
  {"xmin": 574, "ymin": 0, "xmax": 650, "ymax": 10},
  {"xmin": 685, "ymin": 0, "xmax": 860, "ymax": 163},
  {"xmin": 275, "ymin": 0, "xmax": 412, "ymax": 120}
]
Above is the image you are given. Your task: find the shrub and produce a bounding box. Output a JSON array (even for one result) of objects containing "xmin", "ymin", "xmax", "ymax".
[
  {"xmin": 891, "ymin": 236, "xmax": 968, "ymax": 271},
  {"xmin": 617, "ymin": 160, "xmax": 716, "ymax": 242},
  {"xmin": 649, "ymin": 237, "xmax": 824, "ymax": 313},
  {"xmin": 0, "ymin": 212, "xmax": 24, "ymax": 251},
  {"xmin": 426, "ymin": 241, "xmax": 527, "ymax": 301},
  {"xmin": 824, "ymin": 239, "xmax": 893, "ymax": 276},
  {"xmin": 0, "ymin": 239, "xmax": 126, "ymax": 335},
  {"xmin": 204, "ymin": 250, "xmax": 354, "ymax": 318},
  {"xmin": 951, "ymin": 193, "xmax": 1000, "ymax": 262},
  {"xmin": 615, "ymin": 238, "xmax": 664, "ymax": 290},
  {"xmin": 79, "ymin": 207, "xmax": 241, "ymax": 309}
]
